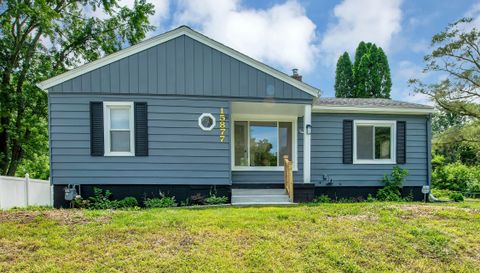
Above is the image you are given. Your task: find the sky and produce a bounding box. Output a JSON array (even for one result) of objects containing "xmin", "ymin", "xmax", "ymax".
[{"xmin": 88, "ymin": 0, "xmax": 480, "ymax": 104}]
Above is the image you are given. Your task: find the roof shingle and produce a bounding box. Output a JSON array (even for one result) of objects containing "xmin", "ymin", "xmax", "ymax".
[{"xmin": 314, "ymin": 98, "xmax": 433, "ymax": 110}]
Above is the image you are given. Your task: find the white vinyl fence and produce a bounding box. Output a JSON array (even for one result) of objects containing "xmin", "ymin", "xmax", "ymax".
[{"xmin": 0, "ymin": 174, "xmax": 52, "ymax": 210}]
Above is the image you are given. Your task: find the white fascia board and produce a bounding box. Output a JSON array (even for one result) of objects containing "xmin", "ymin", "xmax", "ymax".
[
  {"xmin": 37, "ymin": 26, "xmax": 320, "ymax": 97},
  {"xmin": 312, "ymin": 105, "xmax": 435, "ymax": 115}
]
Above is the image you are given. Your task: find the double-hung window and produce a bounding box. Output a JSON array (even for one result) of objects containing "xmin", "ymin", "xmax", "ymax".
[
  {"xmin": 104, "ymin": 102, "xmax": 135, "ymax": 156},
  {"xmin": 353, "ymin": 120, "xmax": 396, "ymax": 164},
  {"xmin": 233, "ymin": 118, "xmax": 296, "ymax": 170}
]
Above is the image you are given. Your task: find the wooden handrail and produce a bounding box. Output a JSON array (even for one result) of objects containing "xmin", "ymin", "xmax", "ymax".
[{"xmin": 283, "ymin": 155, "xmax": 294, "ymax": 202}]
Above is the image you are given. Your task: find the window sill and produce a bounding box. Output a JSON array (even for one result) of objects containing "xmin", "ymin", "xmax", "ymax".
[
  {"xmin": 353, "ymin": 160, "xmax": 397, "ymax": 165},
  {"xmin": 232, "ymin": 166, "xmax": 299, "ymax": 172},
  {"xmin": 104, "ymin": 152, "xmax": 135, "ymax": 157}
]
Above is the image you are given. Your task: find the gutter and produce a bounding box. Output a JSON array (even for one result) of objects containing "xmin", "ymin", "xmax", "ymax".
[{"xmin": 312, "ymin": 106, "xmax": 435, "ymax": 115}]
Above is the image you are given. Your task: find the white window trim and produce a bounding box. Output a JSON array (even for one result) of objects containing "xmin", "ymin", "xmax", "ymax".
[
  {"xmin": 103, "ymin": 102, "xmax": 135, "ymax": 156},
  {"xmin": 198, "ymin": 113, "xmax": 216, "ymax": 131},
  {"xmin": 231, "ymin": 114, "xmax": 298, "ymax": 171},
  {"xmin": 353, "ymin": 120, "xmax": 396, "ymax": 164}
]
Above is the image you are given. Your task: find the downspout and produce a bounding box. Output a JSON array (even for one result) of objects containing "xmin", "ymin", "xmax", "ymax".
[
  {"xmin": 426, "ymin": 114, "xmax": 431, "ymax": 188},
  {"xmin": 426, "ymin": 114, "xmax": 446, "ymax": 202}
]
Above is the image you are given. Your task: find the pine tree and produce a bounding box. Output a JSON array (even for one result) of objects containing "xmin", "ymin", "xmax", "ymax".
[
  {"xmin": 334, "ymin": 52, "xmax": 354, "ymax": 97},
  {"xmin": 376, "ymin": 47, "xmax": 392, "ymax": 98},
  {"xmin": 350, "ymin": 42, "xmax": 392, "ymax": 98}
]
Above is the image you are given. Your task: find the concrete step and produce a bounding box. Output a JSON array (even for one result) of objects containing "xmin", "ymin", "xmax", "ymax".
[
  {"xmin": 232, "ymin": 195, "xmax": 291, "ymax": 204},
  {"xmin": 232, "ymin": 202, "xmax": 295, "ymax": 206},
  {"xmin": 231, "ymin": 188, "xmax": 293, "ymax": 205},
  {"xmin": 232, "ymin": 188, "xmax": 287, "ymax": 195}
]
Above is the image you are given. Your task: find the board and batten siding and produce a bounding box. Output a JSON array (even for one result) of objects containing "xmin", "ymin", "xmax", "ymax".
[
  {"xmin": 231, "ymin": 117, "xmax": 304, "ymax": 184},
  {"xmin": 49, "ymin": 94, "xmax": 231, "ymax": 185},
  {"xmin": 311, "ymin": 113, "xmax": 430, "ymax": 187},
  {"xmin": 48, "ymin": 35, "xmax": 312, "ymax": 101}
]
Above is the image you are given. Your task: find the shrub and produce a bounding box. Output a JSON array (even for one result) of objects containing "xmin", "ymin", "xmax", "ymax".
[
  {"xmin": 431, "ymin": 188, "xmax": 453, "ymax": 199},
  {"xmin": 204, "ymin": 195, "xmax": 229, "ymax": 205},
  {"xmin": 115, "ymin": 197, "xmax": 138, "ymax": 208},
  {"xmin": 376, "ymin": 167, "xmax": 409, "ymax": 201},
  {"xmin": 432, "ymin": 162, "xmax": 480, "ymax": 192},
  {"xmin": 190, "ymin": 193, "xmax": 205, "ymax": 205},
  {"xmin": 313, "ymin": 195, "xmax": 331, "ymax": 203},
  {"xmin": 144, "ymin": 196, "xmax": 177, "ymax": 208},
  {"xmin": 72, "ymin": 195, "xmax": 90, "ymax": 208},
  {"xmin": 366, "ymin": 194, "xmax": 377, "ymax": 202},
  {"xmin": 88, "ymin": 188, "xmax": 115, "ymax": 209},
  {"xmin": 449, "ymin": 191, "xmax": 464, "ymax": 202}
]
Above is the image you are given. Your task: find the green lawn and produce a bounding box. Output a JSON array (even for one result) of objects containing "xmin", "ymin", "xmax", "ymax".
[{"xmin": 1, "ymin": 201, "xmax": 480, "ymax": 272}]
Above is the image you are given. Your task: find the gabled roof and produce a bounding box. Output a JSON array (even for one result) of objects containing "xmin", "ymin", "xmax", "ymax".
[
  {"xmin": 37, "ymin": 26, "xmax": 320, "ymax": 97},
  {"xmin": 313, "ymin": 98, "xmax": 434, "ymax": 115}
]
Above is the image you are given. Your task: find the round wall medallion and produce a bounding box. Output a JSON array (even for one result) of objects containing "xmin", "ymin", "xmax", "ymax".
[{"xmin": 198, "ymin": 113, "xmax": 216, "ymax": 131}]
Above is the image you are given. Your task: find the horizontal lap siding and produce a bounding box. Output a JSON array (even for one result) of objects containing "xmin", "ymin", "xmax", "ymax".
[
  {"xmin": 311, "ymin": 113, "xmax": 429, "ymax": 187},
  {"xmin": 49, "ymin": 94, "xmax": 231, "ymax": 185},
  {"xmin": 49, "ymin": 35, "xmax": 312, "ymax": 101},
  {"xmin": 231, "ymin": 117, "xmax": 304, "ymax": 184}
]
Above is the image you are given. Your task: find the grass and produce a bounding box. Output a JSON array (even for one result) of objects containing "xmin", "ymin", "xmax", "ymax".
[{"xmin": 1, "ymin": 201, "xmax": 480, "ymax": 272}]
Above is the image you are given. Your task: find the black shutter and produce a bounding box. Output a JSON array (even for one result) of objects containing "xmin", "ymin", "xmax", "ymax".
[
  {"xmin": 90, "ymin": 102, "xmax": 104, "ymax": 156},
  {"xmin": 396, "ymin": 121, "xmax": 406, "ymax": 164},
  {"xmin": 134, "ymin": 102, "xmax": 148, "ymax": 156},
  {"xmin": 343, "ymin": 120, "xmax": 353, "ymax": 164}
]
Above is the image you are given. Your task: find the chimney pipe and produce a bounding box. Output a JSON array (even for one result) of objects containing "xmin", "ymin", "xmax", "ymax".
[{"xmin": 291, "ymin": 68, "xmax": 302, "ymax": 81}]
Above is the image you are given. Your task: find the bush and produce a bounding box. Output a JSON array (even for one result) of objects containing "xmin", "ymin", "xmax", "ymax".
[
  {"xmin": 204, "ymin": 195, "xmax": 229, "ymax": 205},
  {"xmin": 432, "ymin": 162, "xmax": 480, "ymax": 192},
  {"xmin": 376, "ymin": 167, "xmax": 409, "ymax": 201},
  {"xmin": 313, "ymin": 195, "xmax": 331, "ymax": 203},
  {"xmin": 72, "ymin": 195, "xmax": 90, "ymax": 208},
  {"xmin": 366, "ymin": 194, "xmax": 377, "ymax": 202},
  {"xmin": 431, "ymin": 188, "xmax": 453, "ymax": 199},
  {"xmin": 144, "ymin": 196, "xmax": 177, "ymax": 208},
  {"xmin": 115, "ymin": 197, "xmax": 138, "ymax": 208},
  {"xmin": 88, "ymin": 188, "xmax": 115, "ymax": 209},
  {"xmin": 449, "ymin": 191, "xmax": 464, "ymax": 202},
  {"xmin": 190, "ymin": 193, "xmax": 205, "ymax": 205}
]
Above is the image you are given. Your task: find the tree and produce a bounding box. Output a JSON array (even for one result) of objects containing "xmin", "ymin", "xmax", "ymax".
[
  {"xmin": 410, "ymin": 18, "xmax": 480, "ymax": 119},
  {"xmin": 410, "ymin": 18, "xmax": 480, "ymax": 166},
  {"xmin": 353, "ymin": 42, "xmax": 391, "ymax": 98},
  {"xmin": 0, "ymin": 0, "xmax": 155, "ymax": 177},
  {"xmin": 334, "ymin": 52, "xmax": 354, "ymax": 97},
  {"xmin": 334, "ymin": 41, "xmax": 392, "ymax": 98}
]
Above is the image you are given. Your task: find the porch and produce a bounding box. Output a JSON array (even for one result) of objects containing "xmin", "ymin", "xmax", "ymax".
[{"xmin": 229, "ymin": 101, "xmax": 314, "ymax": 204}]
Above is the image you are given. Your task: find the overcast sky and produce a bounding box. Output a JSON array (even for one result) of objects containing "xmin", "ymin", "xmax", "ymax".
[{"xmin": 88, "ymin": 0, "xmax": 480, "ymax": 103}]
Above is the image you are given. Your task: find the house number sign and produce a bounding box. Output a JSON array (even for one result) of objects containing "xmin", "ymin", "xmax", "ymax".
[{"xmin": 219, "ymin": 108, "xmax": 226, "ymax": 142}]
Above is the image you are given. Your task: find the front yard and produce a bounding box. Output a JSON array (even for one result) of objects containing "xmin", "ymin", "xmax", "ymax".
[{"xmin": 1, "ymin": 201, "xmax": 480, "ymax": 272}]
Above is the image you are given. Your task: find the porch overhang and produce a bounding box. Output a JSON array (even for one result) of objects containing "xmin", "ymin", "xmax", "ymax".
[{"xmin": 231, "ymin": 101, "xmax": 306, "ymax": 117}]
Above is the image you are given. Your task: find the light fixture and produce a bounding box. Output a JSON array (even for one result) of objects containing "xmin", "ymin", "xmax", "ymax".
[{"xmin": 306, "ymin": 124, "xmax": 312, "ymax": 135}]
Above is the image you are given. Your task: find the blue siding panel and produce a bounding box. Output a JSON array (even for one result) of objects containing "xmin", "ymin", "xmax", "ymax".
[
  {"xmin": 128, "ymin": 55, "xmax": 139, "ymax": 94},
  {"xmin": 157, "ymin": 44, "xmax": 167, "ymax": 94},
  {"xmin": 166, "ymin": 40, "xmax": 176, "ymax": 94},
  {"xmin": 119, "ymin": 58, "xmax": 129, "ymax": 93},
  {"xmin": 138, "ymin": 50, "xmax": 148, "ymax": 93},
  {"xmin": 175, "ymin": 35, "xmax": 185, "ymax": 95},
  {"xmin": 47, "ymin": 35, "xmax": 315, "ymax": 101},
  {"xmin": 147, "ymin": 47, "xmax": 157, "ymax": 93},
  {"xmin": 311, "ymin": 113, "xmax": 429, "ymax": 187},
  {"xmin": 49, "ymin": 94, "xmax": 231, "ymax": 185}
]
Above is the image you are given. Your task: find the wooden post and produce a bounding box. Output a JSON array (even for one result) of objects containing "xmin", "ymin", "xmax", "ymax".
[{"xmin": 283, "ymin": 155, "xmax": 294, "ymax": 202}]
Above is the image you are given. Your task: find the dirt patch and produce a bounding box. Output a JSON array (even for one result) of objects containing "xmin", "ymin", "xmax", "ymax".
[
  {"xmin": 0, "ymin": 210, "xmax": 112, "ymax": 225},
  {"xmin": 391, "ymin": 204, "xmax": 480, "ymax": 219},
  {"xmin": 326, "ymin": 212, "xmax": 378, "ymax": 221}
]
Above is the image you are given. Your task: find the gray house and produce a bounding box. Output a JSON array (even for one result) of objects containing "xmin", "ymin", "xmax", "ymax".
[{"xmin": 38, "ymin": 26, "xmax": 434, "ymax": 207}]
